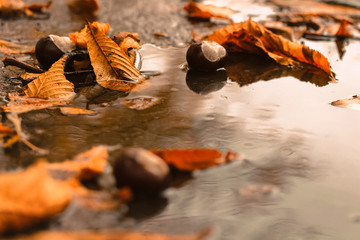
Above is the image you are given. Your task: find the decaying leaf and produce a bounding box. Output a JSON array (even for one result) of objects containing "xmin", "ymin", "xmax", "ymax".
[
  {"xmin": 85, "ymin": 22, "xmax": 145, "ymax": 91},
  {"xmin": 67, "ymin": 0, "xmax": 99, "ymax": 16},
  {"xmin": 331, "ymin": 95, "xmax": 360, "ymax": 111},
  {"xmin": 0, "ymin": 39, "xmax": 34, "ymax": 54},
  {"xmin": 47, "ymin": 145, "xmax": 108, "ymax": 180},
  {"xmin": 207, "ymin": 18, "xmax": 335, "ymax": 80},
  {"xmin": 0, "ymin": 123, "xmax": 19, "ymax": 147},
  {"xmin": 184, "ymin": 1, "xmax": 234, "ymax": 22},
  {"xmin": 0, "ymin": 162, "xmax": 74, "ymax": 235},
  {"xmin": 60, "ymin": 107, "xmax": 96, "ymax": 115},
  {"xmin": 119, "ymin": 97, "xmax": 161, "ymax": 110},
  {"xmin": 2, "ymin": 57, "xmax": 75, "ymax": 113},
  {"xmin": 69, "ymin": 22, "xmax": 110, "ymax": 49},
  {"xmin": 11, "ymin": 227, "xmax": 212, "ymax": 240},
  {"xmin": 152, "ymin": 149, "xmax": 238, "ymax": 171}
]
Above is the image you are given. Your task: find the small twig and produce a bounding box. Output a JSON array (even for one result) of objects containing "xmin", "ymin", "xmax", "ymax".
[{"xmin": 2, "ymin": 57, "xmax": 45, "ymax": 73}]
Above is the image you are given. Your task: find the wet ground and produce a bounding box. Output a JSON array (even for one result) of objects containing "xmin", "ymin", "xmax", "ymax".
[{"xmin": 1, "ymin": 0, "xmax": 360, "ymax": 239}]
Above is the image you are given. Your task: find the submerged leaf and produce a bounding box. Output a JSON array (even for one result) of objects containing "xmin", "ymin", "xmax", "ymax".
[
  {"xmin": 207, "ymin": 18, "xmax": 335, "ymax": 80},
  {"xmin": 85, "ymin": 22, "xmax": 145, "ymax": 91},
  {"xmin": 60, "ymin": 107, "xmax": 96, "ymax": 115},
  {"xmin": 184, "ymin": 1, "xmax": 234, "ymax": 22},
  {"xmin": 152, "ymin": 149, "xmax": 238, "ymax": 171},
  {"xmin": 331, "ymin": 95, "xmax": 360, "ymax": 111},
  {"xmin": 0, "ymin": 39, "xmax": 34, "ymax": 54},
  {"xmin": 0, "ymin": 162, "xmax": 73, "ymax": 235},
  {"xmin": 69, "ymin": 22, "xmax": 110, "ymax": 49},
  {"xmin": 119, "ymin": 97, "xmax": 161, "ymax": 110}
]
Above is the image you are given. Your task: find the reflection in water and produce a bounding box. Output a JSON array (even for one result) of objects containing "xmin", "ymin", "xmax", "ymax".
[
  {"xmin": 185, "ymin": 69, "xmax": 227, "ymax": 95},
  {"xmin": 335, "ymin": 39, "xmax": 349, "ymax": 60},
  {"xmin": 225, "ymin": 53, "xmax": 332, "ymax": 87}
]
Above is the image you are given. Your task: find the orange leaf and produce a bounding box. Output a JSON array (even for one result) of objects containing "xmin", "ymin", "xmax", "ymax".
[
  {"xmin": 152, "ymin": 149, "xmax": 237, "ymax": 171},
  {"xmin": 0, "ymin": 123, "xmax": 19, "ymax": 147},
  {"xmin": 207, "ymin": 18, "xmax": 335, "ymax": 80},
  {"xmin": 67, "ymin": 0, "xmax": 99, "ymax": 16},
  {"xmin": 0, "ymin": 0, "xmax": 25, "ymax": 13},
  {"xmin": 335, "ymin": 20, "xmax": 353, "ymax": 38},
  {"xmin": 85, "ymin": 22, "xmax": 145, "ymax": 91},
  {"xmin": 0, "ymin": 162, "xmax": 73, "ymax": 235},
  {"xmin": 59, "ymin": 107, "xmax": 96, "ymax": 115},
  {"xmin": 11, "ymin": 227, "xmax": 212, "ymax": 240},
  {"xmin": 69, "ymin": 21, "xmax": 109, "ymax": 49},
  {"xmin": 184, "ymin": 1, "xmax": 234, "ymax": 22},
  {"xmin": 0, "ymin": 39, "xmax": 34, "ymax": 54},
  {"xmin": 119, "ymin": 97, "xmax": 161, "ymax": 110},
  {"xmin": 26, "ymin": 1, "xmax": 52, "ymax": 12}
]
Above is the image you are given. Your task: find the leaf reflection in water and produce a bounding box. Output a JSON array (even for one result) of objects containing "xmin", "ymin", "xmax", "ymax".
[{"xmin": 225, "ymin": 53, "xmax": 333, "ymax": 87}]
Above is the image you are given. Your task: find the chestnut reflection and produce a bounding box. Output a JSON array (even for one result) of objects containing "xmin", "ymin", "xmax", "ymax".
[{"xmin": 186, "ymin": 69, "xmax": 227, "ymax": 95}]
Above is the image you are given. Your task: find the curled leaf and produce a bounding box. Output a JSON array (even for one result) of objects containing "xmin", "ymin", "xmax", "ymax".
[
  {"xmin": 184, "ymin": 1, "xmax": 234, "ymax": 22},
  {"xmin": 0, "ymin": 39, "xmax": 34, "ymax": 54},
  {"xmin": 207, "ymin": 18, "xmax": 335, "ymax": 80},
  {"xmin": 85, "ymin": 22, "xmax": 145, "ymax": 91},
  {"xmin": 69, "ymin": 22, "xmax": 110, "ymax": 49}
]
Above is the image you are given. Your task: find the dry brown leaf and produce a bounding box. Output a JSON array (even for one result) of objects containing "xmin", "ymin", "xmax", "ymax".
[
  {"xmin": 69, "ymin": 22, "xmax": 110, "ymax": 49},
  {"xmin": 331, "ymin": 95, "xmax": 360, "ymax": 111},
  {"xmin": 0, "ymin": 123, "xmax": 19, "ymax": 147},
  {"xmin": 60, "ymin": 107, "xmax": 96, "ymax": 115},
  {"xmin": 11, "ymin": 227, "xmax": 212, "ymax": 240},
  {"xmin": 111, "ymin": 32, "xmax": 141, "ymax": 51},
  {"xmin": 47, "ymin": 145, "xmax": 108, "ymax": 180},
  {"xmin": 67, "ymin": 0, "xmax": 99, "ymax": 16},
  {"xmin": 184, "ymin": 1, "xmax": 234, "ymax": 22},
  {"xmin": 152, "ymin": 149, "xmax": 237, "ymax": 171},
  {"xmin": 86, "ymin": 22, "xmax": 145, "ymax": 91},
  {"xmin": 0, "ymin": 39, "xmax": 34, "ymax": 54},
  {"xmin": 207, "ymin": 18, "xmax": 335, "ymax": 80},
  {"xmin": 0, "ymin": 162, "xmax": 74, "ymax": 235},
  {"xmin": 119, "ymin": 97, "xmax": 161, "ymax": 110}
]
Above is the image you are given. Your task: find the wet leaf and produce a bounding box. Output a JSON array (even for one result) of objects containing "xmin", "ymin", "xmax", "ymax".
[
  {"xmin": 47, "ymin": 145, "xmax": 108, "ymax": 180},
  {"xmin": 1, "ymin": 96, "xmax": 71, "ymax": 113},
  {"xmin": 331, "ymin": 95, "xmax": 360, "ymax": 111},
  {"xmin": 207, "ymin": 18, "xmax": 335, "ymax": 80},
  {"xmin": 11, "ymin": 227, "xmax": 212, "ymax": 240},
  {"xmin": 0, "ymin": 162, "xmax": 74, "ymax": 235},
  {"xmin": 184, "ymin": 1, "xmax": 234, "ymax": 22},
  {"xmin": 69, "ymin": 22, "xmax": 110, "ymax": 49},
  {"xmin": 119, "ymin": 97, "xmax": 161, "ymax": 110},
  {"xmin": 0, "ymin": 39, "xmax": 34, "ymax": 54},
  {"xmin": 0, "ymin": 123, "xmax": 19, "ymax": 147},
  {"xmin": 60, "ymin": 107, "xmax": 96, "ymax": 115},
  {"xmin": 85, "ymin": 22, "xmax": 145, "ymax": 91},
  {"xmin": 152, "ymin": 149, "xmax": 238, "ymax": 171},
  {"xmin": 335, "ymin": 20, "xmax": 353, "ymax": 37},
  {"xmin": 67, "ymin": 0, "xmax": 99, "ymax": 16}
]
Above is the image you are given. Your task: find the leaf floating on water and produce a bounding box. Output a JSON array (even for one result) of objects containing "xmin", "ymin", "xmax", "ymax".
[
  {"xmin": 152, "ymin": 149, "xmax": 239, "ymax": 171},
  {"xmin": 331, "ymin": 95, "xmax": 360, "ymax": 111},
  {"xmin": 183, "ymin": 1, "xmax": 234, "ymax": 22},
  {"xmin": 85, "ymin": 21, "xmax": 145, "ymax": 91},
  {"xmin": 335, "ymin": 20, "xmax": 353, "ymax": 38},
  {"xmin": 0, "ymin": 162, "xmax": 73, "ymax": 235},
  {"xmin": 60, "ymin": 107, "xmax": 96, "ymax": 115},
  {"xmin": 67, "ymin": 0, "xmax": 99, "ymax": 16},
  {"xmin": 69, "ymin": 21, "xmax": 110, "ymax": 49},
  {"xmin": 0, "ymin": 39, "xmax": 34, "ymax": 54},
  {"xmin": 0, "ymin": 123, "xmax": 19, "ymax": 147},
  {"xmin": 119, "ymin": 97, "xmax": 161, "ymax": 110},
  {"xmin": 207, "ymin": 18, "xmax": 335, "ymax": 80}
]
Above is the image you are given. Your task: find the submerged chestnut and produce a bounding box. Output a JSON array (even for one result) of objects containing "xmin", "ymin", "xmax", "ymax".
[
  {"xmin": 35, "ymin": 35, "xmax": 76, "ymax": 70},
  {"xmin": 186, "ymin": 41, "xmax": 227, "ymax": 72},
  {"xmin": 113, "ymin": 148, "xmax": 171, "ymax": 194}
]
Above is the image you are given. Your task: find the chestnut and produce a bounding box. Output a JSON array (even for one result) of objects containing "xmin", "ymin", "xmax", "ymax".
[
  {"xmin": 113, "ymin": 148, "xmax": 171, "ymax": 194},
  {"xmin": 186, "ymin": 41, "xmax": 227, "ymax": 72},
  {"xmin": 35, "ymin": 35, "xmax": 76, "ymax": 70}
]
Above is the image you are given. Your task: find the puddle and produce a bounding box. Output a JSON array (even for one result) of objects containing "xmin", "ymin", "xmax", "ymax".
[{"xmin": 1, "ymin": 0, "xmax": 360, "ymax": 239}]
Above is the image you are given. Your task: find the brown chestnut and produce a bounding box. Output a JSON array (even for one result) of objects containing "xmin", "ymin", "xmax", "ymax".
[
  {"xmin": 35, "ymin": 35, "xmax": 76, "ymax": 70},
  {"xmin": 113, "ymin": 148, "xmax": 171, "ymax": 194},
  {"xmin": 186, "ymin": 41, "xmax": 227, "ymax": 72}
]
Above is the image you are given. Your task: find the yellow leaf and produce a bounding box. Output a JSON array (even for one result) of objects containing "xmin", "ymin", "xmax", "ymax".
[
  {"xmin": 207, "ymin": 18, "xmax": 335, "ymax": 80},
  {"xmin": 69, "ymin": 21, "xmax": 109, "ymax": 49},
  {"xmin": 0, "ymin": 39, "xmax": 34, "ymax": 54},
  {"xmin": 85, "ymin": 22, "xmax": 145, "ymax": 91}
]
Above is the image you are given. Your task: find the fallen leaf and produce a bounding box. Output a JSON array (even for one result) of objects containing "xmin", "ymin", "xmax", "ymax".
[
  {"xmin": 47, "ymin": 145, "xmax": 108, "ymax": 180},
  {"xmin": 184, "ymin": 1, "xmax": 234, "ymax": 22},
  {"xmin": 120, "ymin": 97, "xmax": 161, "ymax": 110},
  {"xmin": 69, "ymin": 21, "xmax": 110, "ymax": 49},
  {"xmin": 335, "ymin": 20, "xmax": 353, "ymax": 37},
  {"xmin": 0, "ymin": 39, "xmax": 34, "ymax": 54},
  {"xmin": 67, "ymin": 0, "xmax": 99, "ymax": 16},
  {"xmin": 0, "ymin": 123, "xmax": 19, "ymax": 147},
  {"xmin": 85, "ymin": 22, "xmax": 145, "ymax": 91},
  {"xmin": 154, "ymin": 32, "xmax": 168, "ymax": 38},
  {"xmin": 152, "ymin": 149, "xmax": 237, "ymax": 171},
  {"xmin": 11, "ymin": 227, "xmax": 212, "ymax": 240},
  {"xmin": 207, "ymin": 18, "xmax": 335, "ymax": 80},
  {"xmin": 0, "ymin": 162, "xmax": 74, "ymax": 235},
  {"xmin": 60, "ymin": 107, "xmax": 96, "ymax": 115},
  {"xmin": 1, "ymin": 96, "xmax": 71, "ymax": 113},
  {"xmin": 331, "ymin": 95, "xmax": 360, "ymax": 111},
  {"xmin": 0, "ymin": 0, "xmax": 25, "ymax": 14},
  {"xmin": 26, "ymin": 1, "xmax": 52, "ymax": 12}
]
